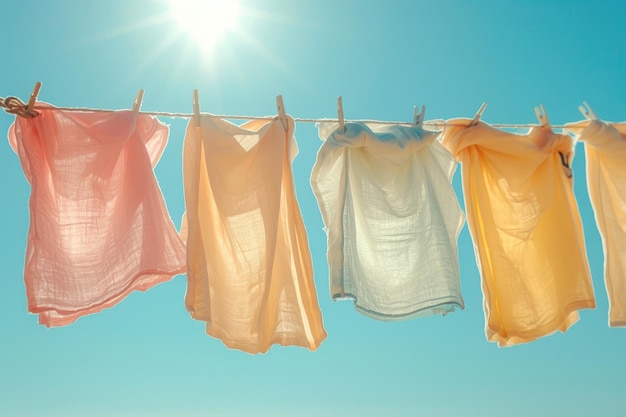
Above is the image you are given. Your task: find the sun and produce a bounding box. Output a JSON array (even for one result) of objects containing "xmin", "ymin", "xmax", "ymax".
[{"xmin": 169, "ymin": 0, "xmax": 241, "ymax": 52}]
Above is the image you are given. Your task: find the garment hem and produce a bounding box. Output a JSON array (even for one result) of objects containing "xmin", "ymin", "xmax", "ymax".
[
  {"xmin": 30, "ymin": 265, "xmax": 187, "ymax": 327},
  {"xmin": 332, "ymin": 292, "xmax": 465, "ymax": 321},
  {"xmin": 609, "ymin": 319, "xmax": 626, "ymax": 327},
  {"xmin": 486, "ymin": 299, "xmax": 596, "ymax": 347},
  {"xmin": 206, "ymin": 326, "xmax": 328, "ymax": 355}
]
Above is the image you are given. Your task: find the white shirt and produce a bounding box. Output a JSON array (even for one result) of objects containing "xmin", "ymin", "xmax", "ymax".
[{"xmin": 311, "ymin": 122, "xmax": 465, "ymax": 320}]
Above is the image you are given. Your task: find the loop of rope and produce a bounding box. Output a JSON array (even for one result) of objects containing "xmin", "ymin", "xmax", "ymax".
[{"xmin": 0, "ymin": 96, "xmax": 39, "ymax": 118}]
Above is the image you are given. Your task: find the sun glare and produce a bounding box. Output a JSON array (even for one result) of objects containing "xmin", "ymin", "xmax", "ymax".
[{"xmin": 169, "ymin": 0, "xmax": 241, "ymax": 51}]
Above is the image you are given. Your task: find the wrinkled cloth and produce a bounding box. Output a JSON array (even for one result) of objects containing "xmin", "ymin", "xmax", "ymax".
[
  {"xmin": 442, "ymin": 120, "xmax": 595, "ymax": 346},
  {"xmin": 565, "ymin": 120, "xmax": 626, "ymax": 326},
  {"xmin": 8, "ymin": 104, "xmax": 186, "ymax": 327},
  {"xmin": 311, "ymin": 122, "xmax": 465, "ymax": 320},
  {"xmin": 181, "ymin": 115, "xmax": 326, "ymax": 354}
]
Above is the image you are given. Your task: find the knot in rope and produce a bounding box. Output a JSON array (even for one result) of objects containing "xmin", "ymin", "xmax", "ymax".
[{"xmin": 0, "ymin": 96, "xmax": 39, "ymax": 117}]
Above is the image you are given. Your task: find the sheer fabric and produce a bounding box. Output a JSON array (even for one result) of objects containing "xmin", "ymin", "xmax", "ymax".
[
  {"xmin": 566, "ymin": 120, "xmax": 626, "ymax": 326},
  {"xmin": 311, "ymin": 122, "xmax": 465, "ymax": 320},
  {"xmin": 442, "ymin": 120, "xmax": 595, "ymax": 346},
  {"xmin": 181, "ymin": 115, "xmax": 326, "ymax": 353},
  {"xmin": 8, "ymin": 104, "xmax": 186, "ymax": 327}
]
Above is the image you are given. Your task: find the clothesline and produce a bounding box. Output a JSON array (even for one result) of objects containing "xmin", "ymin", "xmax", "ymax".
[
  {"xmin": 0, "ymin": 101, "xmax": 582, "ymax": 129},
  {"xmin": 0, "ymin": 84, "xmax": 594, "ymax": 130},
  {"xmin": 24, "ymin": 107, "xmax": 584, "ymax": 129}
]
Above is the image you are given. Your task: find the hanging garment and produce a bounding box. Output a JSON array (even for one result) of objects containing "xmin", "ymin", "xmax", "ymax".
[
  {"xmin": 181, "ymin": 115, "xmax": 327, "ymax": 354},
  {"xmin": 311, "ymin": 122, "xmax": 465, "ymax": 320},
  {"xmin": 565, "ymin": 120, "xmax": 626, "ymax": 326},
  {"xmin": 8, "ymin": 104, "xmax": 187, "ymax": 327},
  {"xmin": 441, "ymin": 120, "xmax": 595, "ymax": 346}
]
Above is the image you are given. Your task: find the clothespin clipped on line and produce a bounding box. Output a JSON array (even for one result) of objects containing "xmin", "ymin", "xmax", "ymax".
[
  {"xmin": 193, "ymin": 89, "xmax": 201, "ymax": 127},
  {"xmin": 276, "ymin": 95, "xmax": 288, "ymax": 131},
  {"xmin": 26, "ymin": 82, "xmax": 42, "ymax": 117},
  {"xmin": 534, "ymin": 104, "xmax": 550, "ymax": 128},
  {"xmin": 0, "ymin": 82, "xmax": 41, "ymax": 118},
  {"xmin": 413, "ymin": 105, "xmax": 426, "ymax": 128},
  {"xmin": 578, "ymin": 101, "xmax": 597, "ymax": 120},
  {"xmin": 132, "ymin": 89, "xmax": 144, "ymax": 114},
  {"xmin": 337, "ymin": 96, "xmax": 345, "ymax": 132},
  {"xmin": 469, "ymin": 102, "xmax": 487, "ymax": 127}
]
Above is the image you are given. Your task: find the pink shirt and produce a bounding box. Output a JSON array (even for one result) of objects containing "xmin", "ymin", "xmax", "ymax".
[{"xmin": 9, "ymin": 104, "xmax": 186, "ymax": 327}]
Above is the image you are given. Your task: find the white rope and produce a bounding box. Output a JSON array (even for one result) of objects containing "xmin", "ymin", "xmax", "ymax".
[{"xmin": 1, "ymin": 96, "xmax": 584, "ymax": 129}]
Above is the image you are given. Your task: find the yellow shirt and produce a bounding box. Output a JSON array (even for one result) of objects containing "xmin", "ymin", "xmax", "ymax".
[{"xmin": 442, "ymin": 120, "xmax": 595, "ymax": 346}]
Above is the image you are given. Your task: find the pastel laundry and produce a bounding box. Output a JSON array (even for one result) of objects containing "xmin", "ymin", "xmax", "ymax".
[
  {"xmin": 311, "ymin": 122, "xmax": 465, "ymax": 320},
  {"xmin": 441, "ymin": 120, "xmax": 595, "ymax": 346},
  {"xmin": 181, "ymin": 114, "xmax": 327, "ymax": 354},
  {"xmin": 566, "ymin": 120, "xmax": 626, "ymax": 326},
  {"xmin": 8, "ymin": 104, "xmax": 187, "ymax": 327}
]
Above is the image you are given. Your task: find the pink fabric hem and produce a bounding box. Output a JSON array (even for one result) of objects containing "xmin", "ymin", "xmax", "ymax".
[{"xmin": 31, "ymin": 267, "xmax": 186, "ymax": 327}]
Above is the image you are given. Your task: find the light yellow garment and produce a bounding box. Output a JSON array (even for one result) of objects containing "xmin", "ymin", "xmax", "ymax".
[
  {"xmin": 566, "ymin": 120, "xmax": 626, "ymax": 326},
  {"xmin": 442, "ymin": 120, "xmax": 595, "ymax": 346},
  {"xmin": 181, "ymin": 115, "xmax": 327, "ymax": 354}
]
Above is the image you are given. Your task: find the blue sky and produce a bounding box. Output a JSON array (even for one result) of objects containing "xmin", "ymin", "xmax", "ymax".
[{"xmin": 1, "ymin": 1, "xmax": 625, "ymax": 416}]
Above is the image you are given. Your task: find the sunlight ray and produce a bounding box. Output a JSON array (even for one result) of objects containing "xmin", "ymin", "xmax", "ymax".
[
  {"xmin": 232, "ymin": 29, "xmax": 306, "ymax": 85},
  {"xmin": 119, "ymin": 31, "xmax": 187, "ymax": 91},
  {"xmin": 68, "ymin": 12, "xmax": 174, "ymax": 48}
]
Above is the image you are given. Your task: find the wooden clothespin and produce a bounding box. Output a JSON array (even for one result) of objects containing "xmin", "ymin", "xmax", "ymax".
[
  {"xmin": 276, "ymin": 95, "xmax": 288, "ymax": 131},
  {"xmin": 578, "ymin": 101, "xmax": 597, "ymax": 120},
  {"xmin": 26, "ymin": 82, "xmax": 42, "ymax": 116},
  {"xmin": 534, "ymin": 104, "xmax": 550, "ymax": 128},
  {"xmin": 413, "ymin": 105, "xmax": 426, "ymax": 128},
  {"xmin": 132, "ymin": 89, "xmax": 144, "ymax": 114},
  {"xmin": 193, "ymin": 89, "xmax": 201, "ymax": 127},
  {"xmin": 469, "ymin": 102, "xmax": 487, "ymax": 127},
  {"xmin": 337, "ymin": 96, "xmax": 345, "ymax": 132}
]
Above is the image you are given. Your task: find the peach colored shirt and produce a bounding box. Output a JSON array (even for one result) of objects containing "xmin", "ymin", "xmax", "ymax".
[
  {"xmin": 181, "ymin": 115, "xmax": 326, "ymax": 353},
  {"xmin": 442, "ymin": 120, "xmax": 595, "ymax": 346},
  {"xmin": 566, "ymin": 120, "xmax": 626, "ymax": 326},
  {"xmin": 8, "ymin": 104, "xmax": 186, "ymax": 327}
]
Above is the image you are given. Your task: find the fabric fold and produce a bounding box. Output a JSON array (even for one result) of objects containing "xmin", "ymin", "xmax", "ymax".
[
  {"xmin": 441, "ymin": 119, "xmax": 595, "ymax": 346},
  {"xmin": 181, "ymin": 114, "xmax": 327, "ymax": 354},
  {"xmin": 8, "ymin": 103, "xmax": 187, "ymax": 327},
  {"xmin": 565, "ymin": 120, "xmax": 626, "ymax": 326},
  {"xmin": 311, "ymin": 122, "xmax": 465, "ymax": 320}
]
